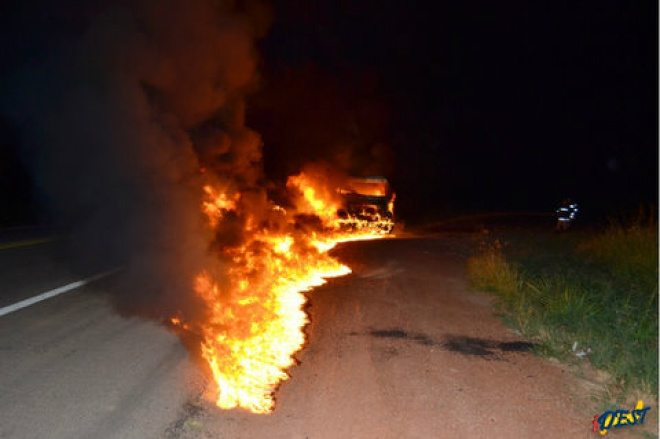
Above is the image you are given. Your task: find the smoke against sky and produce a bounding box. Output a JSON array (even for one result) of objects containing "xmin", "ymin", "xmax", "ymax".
[
  {"xmin": 248, "ymin": 64, "xmax": 396, "ymax": 182},
  {"xmin": 0, "ymin": 0, "xmax": 274, "ymax": 317}
]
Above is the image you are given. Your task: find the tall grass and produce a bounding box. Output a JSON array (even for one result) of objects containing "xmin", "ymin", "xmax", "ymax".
[
  {"xmin": 467, "ymin": 210, "xmax": 658, "ymax": 395},
  {"xmin": 580, "ymin": 206, "xmax": 658, "ymax": 312}
]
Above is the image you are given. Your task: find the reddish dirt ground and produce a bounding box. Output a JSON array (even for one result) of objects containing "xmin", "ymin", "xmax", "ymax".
[{"xmin": 176, "ymin": 235, "xmax": 658, "ymax": 439}]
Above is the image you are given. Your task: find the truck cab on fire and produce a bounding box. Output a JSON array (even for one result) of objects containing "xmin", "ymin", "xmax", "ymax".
[{"xmin": 336, "ymin": 177, "xmax": 395, "ymax": 234}]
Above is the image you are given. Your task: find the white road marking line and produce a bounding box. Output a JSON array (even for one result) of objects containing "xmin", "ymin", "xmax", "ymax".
[{"xmin": 0, "ymin": 267, "xmax": 122, "ymax": 317}]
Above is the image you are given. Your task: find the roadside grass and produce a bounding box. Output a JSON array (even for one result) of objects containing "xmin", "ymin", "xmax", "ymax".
[{"xmin": 467, "ymin": 208, "xmax": 658, "ymax": 399}]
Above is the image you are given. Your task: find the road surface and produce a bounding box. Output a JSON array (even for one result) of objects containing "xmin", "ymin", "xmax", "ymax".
[
  {"xmin": 0, "ymin": 232, "xmax": 205, "ymax": 439},
  {"xmin": 0, "ymin": 231, "xmax": 645, "ymax": 438}
]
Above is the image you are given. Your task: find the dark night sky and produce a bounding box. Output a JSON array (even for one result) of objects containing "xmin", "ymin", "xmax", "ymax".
[
  {"xmin": 250, "ymin": 0, "xmax": 658, "ymax": 221},
  {"xmin": 0, "ymin": 0, "xmax": 658, "ymax": 226}
]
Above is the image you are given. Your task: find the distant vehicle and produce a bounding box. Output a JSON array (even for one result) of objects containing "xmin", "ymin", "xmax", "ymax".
[
  {"xmin": 336, "ymin": 177, "xmax": 395, "ymax": 233},
  {"xmin": 556, "ymin": 198, "xmax": 579, "ymax": 232}
]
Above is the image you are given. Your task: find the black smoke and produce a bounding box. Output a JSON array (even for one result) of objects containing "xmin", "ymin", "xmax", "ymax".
[{"xmin": 0, "ymin": 0, "xmax": 272, "ymax": 318}]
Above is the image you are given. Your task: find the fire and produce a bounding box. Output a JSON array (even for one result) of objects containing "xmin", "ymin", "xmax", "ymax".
[
  {"xmin": 180, "ymin": 171, "xmax": 394, "ymax": 414},
  {"xmin": 286, "ymin": 172, "xmax": 342, "ymax": 227},
  {"xmin": 201, "ymin": 185, "xmax": 240, "ymax": 228}
]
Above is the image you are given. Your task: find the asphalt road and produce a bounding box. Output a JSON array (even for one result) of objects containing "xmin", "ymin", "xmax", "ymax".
[
  {"xmin": 0, "ymin": 234, "xmax": 205, "ymax": 439},
  {"xmin": 0, "ymin": 231, "xmax": 611, "ymax": 438}
]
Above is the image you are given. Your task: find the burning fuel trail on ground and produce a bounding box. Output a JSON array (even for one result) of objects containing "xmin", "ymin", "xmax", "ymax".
[
  {"xmin": 180, "ymin": 165, "xmax": 393, "ymax": 413},
  {"xmin": 0, "ymin": 0, "xmax": 394, "ymax": 414}
]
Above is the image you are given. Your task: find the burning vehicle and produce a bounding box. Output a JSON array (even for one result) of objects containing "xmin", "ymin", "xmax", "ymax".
[
  {"xmin": 336, "ymin": 177, "xmax": 395, "ymax": 234},
  {"xmin": 174, "ymin": 170, "xmax": 397, "ymax": 414}
]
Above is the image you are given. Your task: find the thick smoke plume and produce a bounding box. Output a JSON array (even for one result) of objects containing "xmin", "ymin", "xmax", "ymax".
[
  {"xmin": 0, "ymin": 0, "xmax": 271, "ymax": 318},
  {"xmin": 249, "ymin": 65, "xmax": 396, "ymax": 182}
]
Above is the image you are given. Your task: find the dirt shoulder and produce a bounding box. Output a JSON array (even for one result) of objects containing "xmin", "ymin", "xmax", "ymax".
[{"xmin": 177, "ymin": 234, "xmax": 657, "ymax": 439}]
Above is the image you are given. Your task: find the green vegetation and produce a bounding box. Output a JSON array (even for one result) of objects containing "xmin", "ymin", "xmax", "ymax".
[{"xmin": 467, "ymin": 208, "xmax": 658, "ymax": 396}]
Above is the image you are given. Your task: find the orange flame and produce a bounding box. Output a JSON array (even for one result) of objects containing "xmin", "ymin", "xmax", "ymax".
[
  {"xmin": 201, "ymin": 185, "xmax": 239, "ymax": 228},
  {"xmin": 286, "ymin": 172, "xmax": 342, "ymax": 227},
  {"xmin": 183, "ymin": 172, "xmax": 394, "ymax": 414}
]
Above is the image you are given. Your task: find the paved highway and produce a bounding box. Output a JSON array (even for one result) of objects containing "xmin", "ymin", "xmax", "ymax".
[{"xmin": 0, "ymin": 232, "xmax": 204, "ymax": 439}]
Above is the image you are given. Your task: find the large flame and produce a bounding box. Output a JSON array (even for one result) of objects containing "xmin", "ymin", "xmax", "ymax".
[
  {"xmin": 286, "ymin": 172, "xmax": 343, "ymax": 228},
  {"xmin": 180, "ymin": 171, "xmax": 393, "ymax": 414}
]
